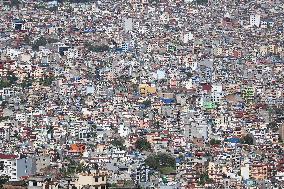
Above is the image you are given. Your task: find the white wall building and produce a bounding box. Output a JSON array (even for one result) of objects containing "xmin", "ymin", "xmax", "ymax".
[
  {"xmin": 250, "ymin": 14, "xmax": 261, "ymax": 27},
  {"xmin": 0, "ymin": 154, "xmax": 36, "ymax": 181}
]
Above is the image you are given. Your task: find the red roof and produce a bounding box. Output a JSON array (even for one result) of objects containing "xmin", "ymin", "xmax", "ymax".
[
  {"xmin": 202, "ymin": 84, "xmax": 212, "ymax": 92},
  {"xmin": 0, "ymin": 154, "xmax": 18, "ymax": 159}
]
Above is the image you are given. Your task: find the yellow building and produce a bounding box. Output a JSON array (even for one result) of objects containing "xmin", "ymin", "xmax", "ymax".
[
  {"xmin": 74, "ymin": 170, "xmax": 108, "ymax": 189},
  {"xmin": 213, "ymin": 47, "xmax": 223, "ymax": 56},
  {"xmin": 268, "ymin": 44, "xmax": 276, "ymax": 54},
  {"xmin": 259, "ymin": 46, "xmax": 268, "ymax": 56},
  {"xmin": 139, "ymin": 84, "xmax": 156, "ymax": 96}
]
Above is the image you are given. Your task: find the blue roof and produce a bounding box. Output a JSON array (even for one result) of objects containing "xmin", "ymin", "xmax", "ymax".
[
  {"xmin": 227, "ymin": 138, "xmax": 240, "ymax": 143},
  {"xmin": 175, "ymin": 158, "xmax": 181, "ymax": 163},
  {"xmin": 161, "ymin": 98, "xmax": 175, "ymax": 104},
  {"xmin": 185, "ymin": 153, "xmax": 192, "ymax": 157}
]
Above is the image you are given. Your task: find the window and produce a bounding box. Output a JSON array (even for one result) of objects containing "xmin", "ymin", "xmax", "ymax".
[
  {"xmin": 102, "ymin": 176, "xmax": 105, "ymax": 181},
  {"xmin": 95, "ymin": 177, "xmax": 98, "ymax": 182}
]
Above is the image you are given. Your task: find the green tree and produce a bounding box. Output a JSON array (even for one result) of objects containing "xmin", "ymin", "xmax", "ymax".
[
  {"xmin": 32, "ymin": 37, "xmax": 47, "ymax": 51},
  {"xmin": 0, "ymin": 175, "xmax": 10, "ymax": 188},
  {"xmin": 0, "ymin": 72, "xmax": 18, "ymax": 89},
  {"xmin": 198, "ymin": 171, "xmax": 213, "ymax": 186},
  {"xmin": 145, "ymin": 153, "xmax": 176, "ymax": 174},
  {"xmin": 267, "ymin": 122, "xmax": 279, "ymax": 132},
  {"xmin": 241, "ymin": 134, "xmax": 254, "ymax": 145},
  {"xmin": 20, "ymin": 78, "xmax": 33, "ymax": 89},
  {"xmin": 135, "ymin": 138, "xmax": 151, "ymax": 151},
  {"xmin": 84, "ymin": 42, "xmax": 109, "ymax": 52},
  {"xmin": 39, "ymin": 76, "xmax": 55, "ymax": 86},
  {"xmin": 111, "ymin": 137, "xmax": 126, "ymax": 150},
  {"xmin": 141, "ymin": 99, "xmax": 151, "ymax": 108},
  {"xmin": 209, "ymin": 139, "xmax": 221, "ymax": 145}
]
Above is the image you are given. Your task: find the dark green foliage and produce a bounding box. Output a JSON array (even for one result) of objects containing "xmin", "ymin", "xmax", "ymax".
[
  {"xmin": 47, "ymin": 38, "xmax": 59, "ymax": 44},
  {"xmin": 20, "ymin": 78, "xmax": 34, "ymax": 89},
  {"xmin": 0, "ymin": 117, "xmax": 9, "ymax": 122},
  {"xmin": 32, "ymin": 37, "xmax": 48, "ymax": 51},
  {"xmin": 4, "ymin": 0, "xmax": 21, "ymax": 8},
  {"xmin": 39, "ymin": 76, "xmax": 55, "ymax": 86},
  {"xmin": 111, "ymin": 137, "xmax": 126, "ymax": 150},
  {"xmin": 195, "ymin": 0, "xmax": 208, "ymax": 4},
  {"xmin": 60, "ymin": 160, "xmax": 89, "ymax": 177},
  {"xmin": 209, "ymin": 139, "xmax": 221, "ymax": 145},
  {"xmin": 241, "ymin": 134, "xmax": 254, "ymax": 145},
  {"xmin": 135, "ymin": 138, "xmax": 151, "ymax": 151},
  {"xmin": 57, "ymin": 0, "xmax": 95, "ymax": 3},
  {"xmin": 0, "ymin": 175, "xmax": 10, "ymax": 188},
  {"xmin": 145, "ymin": 153, "xmax": 176, "ymax": 174},
  {"xmin": 23, "ymin": 35, "xmax": 31, "ymax": 45},
  {"xmin": 267, "ymin": 122, "xmax": 279, "ymax": 132},
  {"xmin": 198, "ymin": 171, "xmax": 213, "ymax": 186},
  {"xmin": 186, "ymin": 72, "xmax": 193, "ymax": 78},
  {"xmin": 0, "ymin": 72, "xmax": 18, "ymax": 89},
  {"xmin": 84, "ymin": 42, "xmax": 109, "ymax": 52},
  {"xmin": 47, "ymin": 6, "xmax": 58, "ymax": 12},
  {"xmin": 141, "ymin": 99, "xmax": 151, "ymax": 108}
]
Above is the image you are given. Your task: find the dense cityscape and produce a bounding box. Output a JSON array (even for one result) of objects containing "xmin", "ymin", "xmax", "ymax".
[{"xmin": 0, "ymin": 0, "xmax": 284, "ymax": 188}]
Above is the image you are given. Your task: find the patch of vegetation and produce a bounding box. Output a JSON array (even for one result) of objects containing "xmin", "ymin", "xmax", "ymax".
[
  {"xmin": 84, "ymin": 42, "xmax": 109, "ymax": 53},
  {"xmin": 267, "ymin": 122, "xmax": 279, "ymax": 132},
  {"xmin": 0, "ymin": 175, "xmax": 10, "ymax": 189},
  {"xmin": 198, "ymin": 171, "xmax": 213, "ymax": 186},
  {"xmin": 145, "ymin": 153, "xmax": 176, "ymax": 175},
  {"xmin": 141, "ymin": 99, "xmax": 151, "ymax": 108},
  {"xmin": 209, "ymin": 139, "xmax": 221, "ymax": 145},
  {"xmin": 241, "ymin": 134, "xmax": 254, "ymax": 145},
  {"xmin": 0, "ymin": 72, "xmax": 18, "ymax": 89},
  {"xmin": 135, "ymin": 138, "xmax": 151, "ymax": 151},
  {"xmin": 20, "ymin": 78, "xmax": 34, "ymax": 89},
  {"xmin": 60, "ymin": 160, "xmax": 89, "ymax": 177},
  {"xmin": 111, "ymin": 137, "xmax": 126, "ymax": 150},
  {"xmin": 39, "ymin": 76, "xmax": 55, "ymax": 86},
  {"xmin": 32, "ymin": 37, "xmax": 48, "ymax": 51}
]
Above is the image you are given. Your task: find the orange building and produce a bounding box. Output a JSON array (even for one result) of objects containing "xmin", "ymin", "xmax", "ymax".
[{"xmin": 70, "ymin": 144, "xmax": 86, "ymax": 153}]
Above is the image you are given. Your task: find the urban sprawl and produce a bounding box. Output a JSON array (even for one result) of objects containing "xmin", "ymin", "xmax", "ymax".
[{"xmin": 0, "ymin": 0, "xmax": 284, "ymax": 188}]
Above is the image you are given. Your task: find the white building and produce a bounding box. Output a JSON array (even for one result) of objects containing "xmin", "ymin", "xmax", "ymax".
[
  {"xmin": 211, "ymin": 84, "xmax": 224, "ymax": 103},
  {"xmin": 118, "ymin": 124, "xmax": 130, "ymax": 137},
  {"xmin": 0, "ymin": 154, "xmax": 36, "ymax": 181},
  {"xmin": 124, "ymin": 18, "xmax": 133, "ymax": 32},
  {"xmin": 250, "ymin": 14, "xmax": 261, "ymax": 27},
  {"xmin": 183, "ymin": 32, "xmax": 194, "ymax": 43}
]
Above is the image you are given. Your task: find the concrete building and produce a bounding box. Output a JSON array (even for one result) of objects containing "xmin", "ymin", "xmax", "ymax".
[{"xmin": 0, "ymin": 154, "xmax": 36, "ymax": 181}]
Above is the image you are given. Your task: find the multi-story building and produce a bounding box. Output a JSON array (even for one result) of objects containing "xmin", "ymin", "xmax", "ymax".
[
  {"xmin": 74, "ymin": 169, "xmax": 108, "ymax": 189},
  {"xmin": 0, "ymin": 154, "xmax": 36, "ymax": 181}
]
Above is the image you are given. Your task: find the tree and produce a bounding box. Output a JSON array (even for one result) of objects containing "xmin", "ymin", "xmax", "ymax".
[
  {"xmin": 198, "ymin": 171, "xmax": 213, "ymax": 186},
  {"xmin": 209, "ymin": 139, "xmax": 221, "ymax": 145},
  {"xmin": 241, "ymin": 134, "xmax": 254, "ymax": 145},
  {"xmin": 145, "ymin": 153, "xmax": 176, "ymax": 174},
  {"xmin": 195, "ymin": 0, "xmax": 208, "ymax": 5},
  {"xmin": 20, "ymin": 78, "xmax": 33, "ymax": 89},
  {"xmin": 32, "ymin": 37, "xmax": 47, "ymax": 51},
  {"xmin": 111, "ymin": 137, "xmax": 126, "ymax": 150},
  {"xmin": 135, "ymin": 138, "xmax": 151, "ymax": 151},
  {"xmin": 0, "ymin": 72, "xmax": 18, "ymax": 89},
  {"xmin": 39, "ymin": 76, "xmax": 55, "ymax": 86},
  {"xmin": 84, "ymin": 42, "xmax": 109, "ymax": 53},
  {"xmin": 267, "ymin": 122, "xmax": 279, "ymax": 132},
  {"xmin": 141, "ymin": 99, "xmax": 151, "ymax": 108},
  {"xmin": 0, "ymin": 175, "xmax": 10, "ymax": 188}
]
